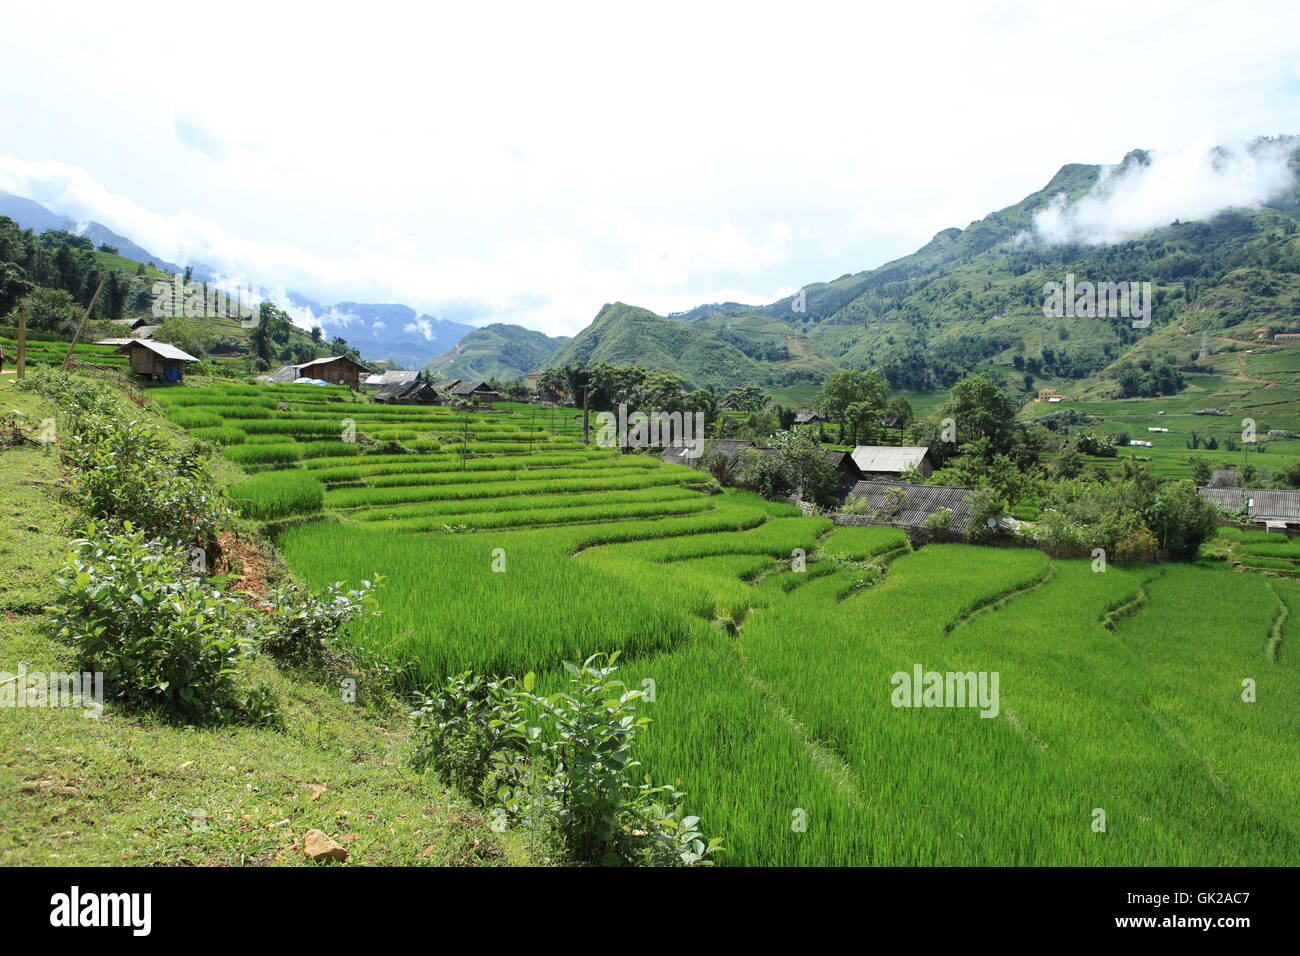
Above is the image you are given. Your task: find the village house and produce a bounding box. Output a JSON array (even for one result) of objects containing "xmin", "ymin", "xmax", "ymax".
[
  {"xmin": 1036, "ymin": 387, "xmax": 1062, "ymax": 402},
  {"xmin": 794, "ymin": 408, "xmax": 828, "ymax": 425},
  {"xmin": 114, "ymin": 339, "xmax": 199, "ymax": 382},
  {"xmin": 267, "ymin": 355, "xmax": 372, "ymax": 387},
  {"xmin": 445, "ymin": 380, "xmax": 503, "ymax": 403},
  {"xmin": 375, "ymin": 378, "xmax": 442, "ymax": 405},
  {"xmin": 363, "ymin": 369, "xmax": 421, "ymax": 390},
  {"xmin": 1274, "ymin": 333, "xmax": 1300, "ymax": 342},
  {"xmin": 850, "ymin": 445, "xmax": 935, "ymax": 481}
]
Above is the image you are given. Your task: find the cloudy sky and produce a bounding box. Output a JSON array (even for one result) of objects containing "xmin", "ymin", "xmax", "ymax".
[{"xmin": 2, "ymin": 0, "xmax": 1299, "ymax": 335}]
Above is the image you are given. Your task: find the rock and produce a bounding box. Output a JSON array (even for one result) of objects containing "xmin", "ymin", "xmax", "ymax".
[{"xmin": 302, "ymin": 829, "xmax": 348, "ymax": 862}]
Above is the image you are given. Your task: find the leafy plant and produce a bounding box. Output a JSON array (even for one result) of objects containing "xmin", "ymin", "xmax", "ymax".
[
  {"xmin": 409, "ymin": 654, "xmax": 722, "ymax": 866},
  {"xmin": 49, "ymin": 523, "xmax": 269, "ymax": 724}
]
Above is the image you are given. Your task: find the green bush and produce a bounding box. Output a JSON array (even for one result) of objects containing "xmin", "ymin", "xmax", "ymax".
[
  {"xmin": 49, "ymin": 524, "xmax": 273, "ymax": 725},
  {"xmin": 410, "ymin": 654, "xmax": 722, "ymax": 866},
  {"xmin": 258, "ymin": 579, "xmax": 378, "ymax": 674}
]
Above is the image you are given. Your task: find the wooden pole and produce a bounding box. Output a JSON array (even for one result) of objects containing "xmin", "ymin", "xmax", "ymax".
[
  {"xmin": 582, "ymin": 387, "xmax": 590, "ymax": 445},
  {"xmin": 62, "ymin": 275, "xmax": 107, "ymax": 370},
  {"xmin": 15, "ymin": 303, "xmax": 26, "ymax": 380}
]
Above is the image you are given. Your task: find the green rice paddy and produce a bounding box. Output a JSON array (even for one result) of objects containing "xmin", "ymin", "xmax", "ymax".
[{"xmin": 161, "ymin": 381, "xmax": 1299, "ymax": 866}]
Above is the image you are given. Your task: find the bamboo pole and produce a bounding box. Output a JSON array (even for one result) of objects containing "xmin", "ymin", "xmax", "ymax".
[
  {"xmin": 15, "ymin": 303, "xmax": 26, "ymax": 379},
  {"xmin": 62, "ymin": 275, "xmax": 107, "ymax": 370}
]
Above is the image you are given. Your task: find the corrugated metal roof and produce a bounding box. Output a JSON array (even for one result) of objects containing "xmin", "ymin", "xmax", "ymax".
[
  {"xmin": 851, "ymin": 445, "xmax": 930, "ymax": 474},
  {"xmin": 116, "ymin": 339, "xmax": 199, "ymax": 362},
  {"xmin": 1199, "ymin": 487, "xmax": 1300, "ymax": 520},
  {"xmin": 844, "ymin": 481, "xmax": 972, "ymax": 529}
]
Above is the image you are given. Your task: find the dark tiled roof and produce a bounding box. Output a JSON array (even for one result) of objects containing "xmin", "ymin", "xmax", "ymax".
[
  {"xmin": 843, "ymin": 481, "xmax": 972, "ymax": 529},
  {"xmin": 661, "ymin": 438, "xmax": 753, "ymax": 465}
]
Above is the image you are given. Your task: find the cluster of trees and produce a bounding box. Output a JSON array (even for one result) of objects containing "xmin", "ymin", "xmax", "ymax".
[
  {"xmin": 1111, "ymin": 358, "xmax": 1185, "ymax": 398},
  {"xmin": 818, "ymin": 369, "xmax": 913, "ymax": 445},
  {"xmin": 0, "ymin": 218, "xmax": 142, "ymax": 327}
]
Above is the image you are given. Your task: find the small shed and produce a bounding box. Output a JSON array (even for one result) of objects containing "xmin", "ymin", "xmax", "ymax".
[
  {"xmin": 850, "ymin": 445, "xmax": 935, "ymax": 480},
  {"xmin": 449, "ymin": 380, "xmax": 502, "ymax": 403},
  {"xmin": 115, "ymin": 339, "xmax": 199, "ymax": 382}
]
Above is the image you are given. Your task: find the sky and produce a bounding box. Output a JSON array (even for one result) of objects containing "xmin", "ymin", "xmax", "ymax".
[{"xmin": 2, "ymin": 0, "xmax": 1299, "ymax": 336}]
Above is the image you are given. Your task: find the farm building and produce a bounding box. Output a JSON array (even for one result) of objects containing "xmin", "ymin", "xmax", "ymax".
[
  {"xmin": 661, "ymin": 438, "xmax": 754, "ymax": 467},
  {"xmin": 363, "ymin": 369, "xmax": 421, "ymax": 390},
  {"xmin": 850, "ymin": 445, "xmax": 935, "ymax": 480},
  {"xmin": 291, "ymin": 355, "xmax": 372, "ymax": 387},
  {"xmin": 375, "ymin": 379, "xmax": 442, "ymax": 405},
  {"xmin": 843, "ymin": 481, "xmax": 972, "ymax": 531},
  {"xmin": 822, "ymin": 449, "xmax": 864, "ymax": 498},
  {"xmin": 114, "ymin": 339, "xmax": 199, "ymax": 382},
  {"xmin": 1274, "ymin": 333, "xmax": 1300, "ymax": 342},
  {"xmin": 1036, "ymin": 388, "xmax": 1062, "ymax": 402},
  {"xmin": 446, "ymin": 380, "xmax": 503, "ymax": 403},
  {"xmin": 1199, "ymin": 487, "xmax": 1300, "ymax": 530},
  {"xmin": 794, "ymin": 408, "xmax": 828, "ymax": 425}
]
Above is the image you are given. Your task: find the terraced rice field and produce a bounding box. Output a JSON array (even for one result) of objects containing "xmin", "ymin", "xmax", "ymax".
[{"xmin": 167, "ymin": 382, "xmax": 1300, "ymax": 866}]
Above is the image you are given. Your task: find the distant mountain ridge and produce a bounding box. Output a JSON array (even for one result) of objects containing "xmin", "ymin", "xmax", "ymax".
[
  {"xmin": 0, "ymin": 189, "xmax": 470, "ymax": 365},
  {"xmin": 429, "ymin": 323, "xmax": 570, "ymax": 380}
]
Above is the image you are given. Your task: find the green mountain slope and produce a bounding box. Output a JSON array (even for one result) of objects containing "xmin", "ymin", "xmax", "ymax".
[
  {"xmin": 543, "ymin": 302, "xmax": 783, "ymax": 390},
  {"xmin": 428, "ymin": 323, "xmax": 569, "ymax": 380}
]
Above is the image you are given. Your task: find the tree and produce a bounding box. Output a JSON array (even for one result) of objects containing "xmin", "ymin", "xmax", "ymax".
[
  {"xmin": 152, "ymin": 317, "xmax": 215, "ymax": 358},
  {"xmin": 821, "ymin": 369, "xmax": 889, "ymax": 443},
  {"xmin": 723, "ymin": 384, "xmax": 769, "ymax": 413},
  {"xmin": 940, "ymin": 372, "xmax": 1021, "ymax": 459},
  {"xmin": 1189, "ymin": 458, "xmax": 1211, "ymax": 484},
  {"xmin": 736, "ymin": 430, "xmax": 839, "ymax": 506}
]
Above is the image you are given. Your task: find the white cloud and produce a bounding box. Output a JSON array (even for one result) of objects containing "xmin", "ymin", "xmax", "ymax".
[
  {"xmin": 0, "ymin": 0, "xmax": 1298, "ymax": 337},
  {"xmin": 1030, "ymin": 139, "xmax": 1297, "ymax": 245}
]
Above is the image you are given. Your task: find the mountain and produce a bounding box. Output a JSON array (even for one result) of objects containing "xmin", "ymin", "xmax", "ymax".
[
  {"xmin": 429, "ymin": 323, "xmax": 570, "ymax": 380},
  {"xmin": 0, "ymin": 190, "xmax": 470, "ymax": 366},
  {"xmin": 311, "ymin": 302, "xmax": 475, "ymax": 368},
  {"xmin": 544, "ymin": 302, "xmax": 785, "ymax": 390},
  {"xmin": 661, "ymin": 139, "xmax": 1300, "ymax": 399},
  {"xmin": 0, "ymin": 189, "xmax": 201, "ymax": 277}
]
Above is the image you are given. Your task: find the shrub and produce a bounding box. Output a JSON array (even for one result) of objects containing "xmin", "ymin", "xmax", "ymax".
[
  {"xmin": 921, "ymin": 507, "xmax": 953, "ymax": 532},
  {"xmin": 965, "ymin": 488, "xmax": 1008, "ymax": 540},
  {"xmin": 48, "ymin": 524, "xmax": 271, "ymax": 725},
  {"xmin": 410, "ymin": 654, "xmax": 722, "ymax": 866},
  {"xmin": 259, "ymin": 579, "xmax": 379, "ymax": 675},
  {"xmin": 1114, "ymin": 527, "xmax": 1159, "ymax": 563}
]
